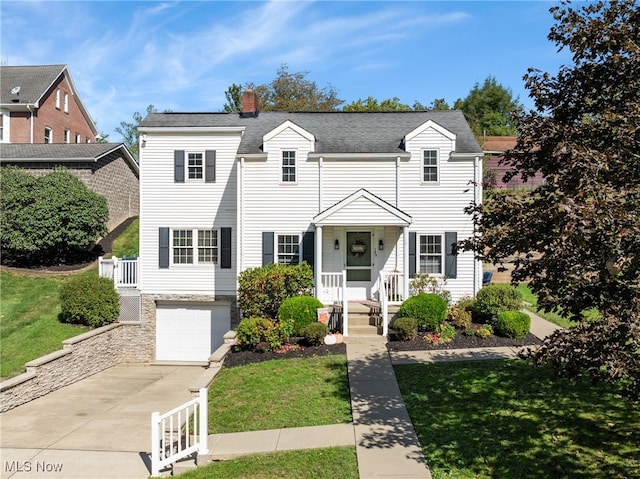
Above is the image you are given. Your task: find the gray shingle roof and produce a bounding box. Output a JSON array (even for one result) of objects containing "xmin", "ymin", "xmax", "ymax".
[
  {"xmin": 0, "ymin": 143, "xmax": 134, "ymax": 164},
  {"xmin": 140, "ymin": 111, "xmax": 482, "ymax": 155},
  {"xmin": 0, "ymin": 65, "xmax": 66, "ymax": 105}
]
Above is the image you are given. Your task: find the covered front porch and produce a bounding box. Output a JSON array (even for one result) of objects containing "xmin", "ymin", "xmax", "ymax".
[{"xmin": 312, "ymin": 189, "xmax": 412, "ymax": 337}]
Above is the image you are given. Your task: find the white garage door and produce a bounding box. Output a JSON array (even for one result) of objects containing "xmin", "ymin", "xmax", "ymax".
[{"xmin": 156, "ymin": 303, "xmax": 231, "ymax": 362}]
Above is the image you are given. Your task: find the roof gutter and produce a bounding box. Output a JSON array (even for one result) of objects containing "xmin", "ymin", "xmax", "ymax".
[
  {"xmin": 450, "ymin": 152, "xmax": 482, "ymax": 160},
  {"xmin": 139, "ymin": 126, "xmax": 246, "ymax": 134},
  {"xmin": 308, "ymin": 152, "xmax": 411, "ymax": 160}
]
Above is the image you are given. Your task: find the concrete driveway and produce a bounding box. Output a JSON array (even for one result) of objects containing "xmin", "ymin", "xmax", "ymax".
[{"xmin": 0, "ymin": 364, "xmax": 207, "ymax": 479}]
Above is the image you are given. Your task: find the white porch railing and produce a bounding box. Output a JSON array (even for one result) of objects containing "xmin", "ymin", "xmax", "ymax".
[
  {"xmin": 319, "ymin": 271, "xmax": 349, "ymax": 336},
  {"xmin": 99, "ymin": 256, "xmax": 139, "ymax": 288},
  {"xmin": 151, "ymin": 388, "xmax": 208, "ymax": 477},
  {"xmin": 378, "ymin": 271, "xmax": 405, "ymax": 337}
]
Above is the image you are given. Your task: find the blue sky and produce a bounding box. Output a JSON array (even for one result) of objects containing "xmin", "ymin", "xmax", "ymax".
[{"xmin": 1, "ymin": 1, "xmax": 570, "ymax": 142}]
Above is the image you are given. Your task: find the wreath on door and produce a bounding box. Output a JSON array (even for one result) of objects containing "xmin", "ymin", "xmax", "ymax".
[{"xmin": 350, "ymin": 239, "xmax": 367, "ymax": 258}]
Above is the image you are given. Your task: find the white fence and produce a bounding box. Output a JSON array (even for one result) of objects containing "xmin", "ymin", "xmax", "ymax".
[
  {"xmin": 99, "ymin": 256, "xmax": 138, "ymax": 288},
  {"xmin": 151, "ymin": 388, "xmax": 208, "ymax": 477}
]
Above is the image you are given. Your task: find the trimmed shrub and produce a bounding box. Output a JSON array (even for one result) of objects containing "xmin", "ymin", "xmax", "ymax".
[
  {"xmin": 59, "ymin": 276, "xmax": 119, "ymax": 327},
  {"xmin": 236, "ymin": 318, "xmax": 279, "ymax": 349},
  {"xmin": 278, "ymin": 296, "xmax": 324, "ymax": 336},
  {"xmin": 495, "ymin": 311, "xmax": 531, "ymax": 339},
  {"xmin": 397, "ymin": 293, "xmax": 448, "ymax": 331},
  {"xmin": 392, "ymin": 317, "xmax": 418, "ymax": 341},
  {"xmin": 238, "ymin": 263, "xmax": 314, "ymax": 319},
  {"xmin": 301, "ymin": 322, "xmax": 328, "ymax": 346},
  {"xmin": 473, "ymin": 284, "xmax": 523, "ymax": 323},
  {"xmin": 447, "ymin": 304, "xmax": 472, "ymax": 329}
]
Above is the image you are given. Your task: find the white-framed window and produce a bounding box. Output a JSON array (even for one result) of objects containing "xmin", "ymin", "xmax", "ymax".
[
  {"xmin": 277, "ymin": 234, "xmax": 300, "ymax": 265},
  {"xmin": 55, "ymin": 89, "xmax": 61, "ymax": 109},
  {"xmin": 187, "ymin": 152, "xmax": 203, "ymax": 180},
  {"xmin": 198, "ymin": 230, "xmax": 218, "ymax": 264},
  {"xmin": 64, "ymin": 129, "xmax": 70, "ymax": 143},
  {"xmin": 419, "ymin": 234, "xmax": 442, "ymax": 274},
  {"xmin": 172, "ymin": 229, "xmax": 218, "ymax": 265},
  {"xmin": 44, "ymin": 127, "xmax": 53, "ymax": 144},
  {"xmin": 281, "ymin": 150, "xmax": 296, "ymax": 183},
  {"xmin": 422, "ymin": 149, "xmax": 438, "ymax": 183},
  {"xmin": 75, "ymin": 133, "xmax": 81, "ymax": 143},
  {"xmin": 63, "ymin": 93, "xmax": 69, "ymax": 113},
  {"xmin": 172, "ymin": 230, "xmax": 193, "ymax": 264}
]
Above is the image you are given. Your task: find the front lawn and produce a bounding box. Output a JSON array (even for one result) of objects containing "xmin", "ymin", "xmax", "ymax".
[
  {"xmin": 175, "ymin": 446, "xmax": 358, "ymax": 479},
  {"xmin": 396, "ymin": 359, "xmax": 640, "ymax": 479},
  {"xmin": 0, "ymin": 271, "xmax": 91, "ymax": 379},
  {"xmin": 208, "ymin": 355, "xmax": 351, "ymax": 433}
]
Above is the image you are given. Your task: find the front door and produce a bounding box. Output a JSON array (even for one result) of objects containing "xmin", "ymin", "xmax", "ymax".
[{"xmin": 346, "ymin": 231, "xmax": 371, "ymax": 282}]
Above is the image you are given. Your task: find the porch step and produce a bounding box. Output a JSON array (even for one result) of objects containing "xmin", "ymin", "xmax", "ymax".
[{"xmin": 348, "ymin": 324, "xmax": 383, "ymax": 336}]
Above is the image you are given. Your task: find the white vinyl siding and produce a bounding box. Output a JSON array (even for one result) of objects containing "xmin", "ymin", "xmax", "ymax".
[{"xmin": 139, "ymin": 131, "xmax": 239, "ymax": 295}]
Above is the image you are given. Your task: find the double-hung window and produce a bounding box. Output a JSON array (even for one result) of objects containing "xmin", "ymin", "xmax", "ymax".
[
  {"xmin": 55, "ymin": 89, "xmax": 61, "ymax": 109},
  {"xmin": 44, "ymin": 127, "xmax": 53, "ymax": 144},
  {"xmin": 422, "ymin": 150, "xmax": 438, "ymax": 183},
  {"xmin": 419, "ymin": 234, "xmax": 442, "ymax": 274},
  {"xmin": 198, "ymin": 230, "xmax": 218, "ymax": 264},
  {"xmin": 63, "ymin": 93, "xmax": 69, "ymax": 113},
  {"xmin": 172, "ymin": 229, "xmax": 219, "ymax": 265},
  {"xmin": 282, "ymin": 151, "xmax": 296, "ymax": 183},
  {"xmin": 187, "ymin": 153, "xmax": 203, "ymax": 180},
  {"xmin": 277, "ymin": 234, "xmax": 300, "ymax": 265}
]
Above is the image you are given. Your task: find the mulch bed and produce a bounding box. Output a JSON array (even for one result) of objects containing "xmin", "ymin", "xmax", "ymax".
[
  {"xmin": 387, "ymin": 325, "xmax": 542, "ymax": 352},
  {"xmin": 223, "ymin": 337, "xmax": 347, "ymax": 368},
  {"xmin": 223, "ymin": 326, "xmax": 543, "ymax": 368}
]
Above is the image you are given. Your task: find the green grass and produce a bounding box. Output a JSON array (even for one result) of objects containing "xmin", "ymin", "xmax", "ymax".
[
  {"xmin": 110, "ymin": 218, "xmax": 139, "ymax": 257},
  {"xmin": 396, "ymin": 360, "xmax": 640, "ymax": 479},
  {"xmin": 0, "ymin": 271, "xmax": 90, "ymax": 379},
  {"xmin": 174, "ymin": 446, "xmax": 358, "ymax": 479},
  {"xmin": 208, "ymin": 355, "xmax": 352, "ymax": 433},
  {"xmin": 516, "ymin": 283, "xmax": 600, "ymax": 329}
]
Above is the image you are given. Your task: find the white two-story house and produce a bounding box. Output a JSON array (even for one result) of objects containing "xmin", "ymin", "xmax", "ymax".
[{"xmin": 138, "ymin": 90, "xmax": 483, "ymax": 362}]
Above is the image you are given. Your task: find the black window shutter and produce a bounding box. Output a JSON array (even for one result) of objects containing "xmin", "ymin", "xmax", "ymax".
[
  {"xmin": 262, "ymin": 232, "xmax": 274, "ymax": 266},
  {"xmin": 220, "ymin": 227, "xmax": 231, "ymax": 269},
  {"xmin": 302, "ymin": 231, "xmax": 315, "ymax": 270},
  {"xmin": 445, "ymin": 231, "xmax": 458, "ymax": 279},
  {"xmin": 159, "ymin": 227, "xmax": 170, "ymax": 268},
  {"xmin": 205, "ymin": 150, "xmax": 216, "ymax": 183},
  {"xmin": 174, "ymin": 150, "xmax": 185, "ymax": 182},
  {"xmin": 409, "ymin": 232, "xmax": 416, "ymax": 278}
]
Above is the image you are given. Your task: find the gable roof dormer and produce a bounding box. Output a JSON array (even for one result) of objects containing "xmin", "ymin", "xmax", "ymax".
[
  {"xmin": 263, "ymin": 120, "xmax": 315, "ymax": 152},
  {"xmin": 404, "ymin": 119, "xmax": 456, "ymax": 145}
]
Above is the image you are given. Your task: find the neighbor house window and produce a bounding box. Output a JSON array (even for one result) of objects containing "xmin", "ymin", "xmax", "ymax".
[
  {"xmin": 419, "ymin": 235, "xmax": 442, "ymax": 274},
  {"xmin": 64, "ymin": 129, "xmax": 70, "ymax": 143},
  {"xmin": 422, "ymin": 150, "xmax": 438, "ymax": 183},
  {"xmin": 172, "ymin": 230, "xmax": 193, "ymax": 264},
  {"xmin": 63, "ymin": 93, "xmax": 69, "ymax": 113},
  {"xmin": 75, "ymin": 133, "xmax": 81, "ymax": 143},
  {"xmin": 188, "ymin": 153, "xmax": 203, "ymax": 179},
  {"xmin": 198, "ymin": 230, "xmax": 218, "ymax": 264},
  {"xmin": 55, "ymin": 89, "xmax": 61, "ymax": 109},
  {"xmin": 282, "ymin": 150, "xmax": 296, "ymax": 183},
  {"xmin": 277, "ymin": 234, "xmax": 300, "ymax": 265},
  {"xmin": 44, "ymin": 127, "xmax": 53, "ymax": 143}
]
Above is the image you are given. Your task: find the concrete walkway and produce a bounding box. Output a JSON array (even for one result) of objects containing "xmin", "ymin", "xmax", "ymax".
[{"xmin": 0, "ymin": 311, "xmax": 561, "ymax": 479}]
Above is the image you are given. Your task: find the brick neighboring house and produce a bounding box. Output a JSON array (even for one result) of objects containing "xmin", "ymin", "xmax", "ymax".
[
  {"xmin": 0, "ymin": 64, "xmax": 98, "ymax": 144},
  {"xmin": 482, "ymin": 136, "xmax": 544, "ymax": 189},
  {"xmin": 0, "ymin": 143, "xmax": 139, "ymax": 231}
]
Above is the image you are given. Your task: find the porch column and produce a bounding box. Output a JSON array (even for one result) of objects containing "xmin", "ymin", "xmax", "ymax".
[
  {"xmin": 315, "ymin": 225, "xmax": 323, "ymax": 299},
  {"xmin": 403, "ymin": 226, "xmax": 409, "ymax": 300}
]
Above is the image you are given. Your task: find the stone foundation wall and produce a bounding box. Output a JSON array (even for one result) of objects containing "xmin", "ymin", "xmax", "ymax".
[{"xmin": 0, "ymin": 322, "xmax": 149, "ymax": 413}]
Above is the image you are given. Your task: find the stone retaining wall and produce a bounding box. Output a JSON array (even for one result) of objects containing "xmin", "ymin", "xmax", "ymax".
[{"xmin": 0, "ymin": 322, "xmax": 149, "ymax": 413}]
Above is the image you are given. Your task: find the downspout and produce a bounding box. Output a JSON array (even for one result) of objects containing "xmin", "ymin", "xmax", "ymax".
[
  {"xmin": 28, "ymin": 105, "xmax": 34, "ymax": 143},
  {"xmin": 238, "ymin": 157, "xmax": 245, "ymax": 272},
  {"xmin": 318, "ymin": 156, "xmax": 323, "ymax": 213},
  {"xmin": 395, "ymin": 156, "xmax": 400, "ymax": 208}
]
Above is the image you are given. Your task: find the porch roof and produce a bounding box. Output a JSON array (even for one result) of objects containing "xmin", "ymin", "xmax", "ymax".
[{"xmin": 313, "ymin": 189, "xmax": 412, "ymax": 227}]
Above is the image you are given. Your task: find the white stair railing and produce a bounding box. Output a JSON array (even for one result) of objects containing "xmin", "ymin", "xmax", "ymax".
[
  {"xmin": 98, "ymin": 256, "xmax": 139, "ymax": 288},
  {"xmin": 379, "ymin": 272, "xmax": 389, "ymax": 336},
  {"xmin": 151, "ymin": 388, "xmax": 208, "ymax": 477}
]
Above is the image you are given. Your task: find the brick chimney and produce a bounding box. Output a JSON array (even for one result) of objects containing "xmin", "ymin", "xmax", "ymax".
[{"xmin": 240, "ymin": 89, "xmax": 259, "ymax": 118}]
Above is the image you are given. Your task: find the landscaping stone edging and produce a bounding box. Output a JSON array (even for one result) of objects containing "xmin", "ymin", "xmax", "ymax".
[{"xmin": 0, "ymin": 322, "xmax": 149, "ymax": 413}]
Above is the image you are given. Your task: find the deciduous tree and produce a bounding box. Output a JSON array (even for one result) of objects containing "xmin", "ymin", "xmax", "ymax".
[{"xmin": 464, "ymin": 0, "xmax": 640, "ymax": 400}]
